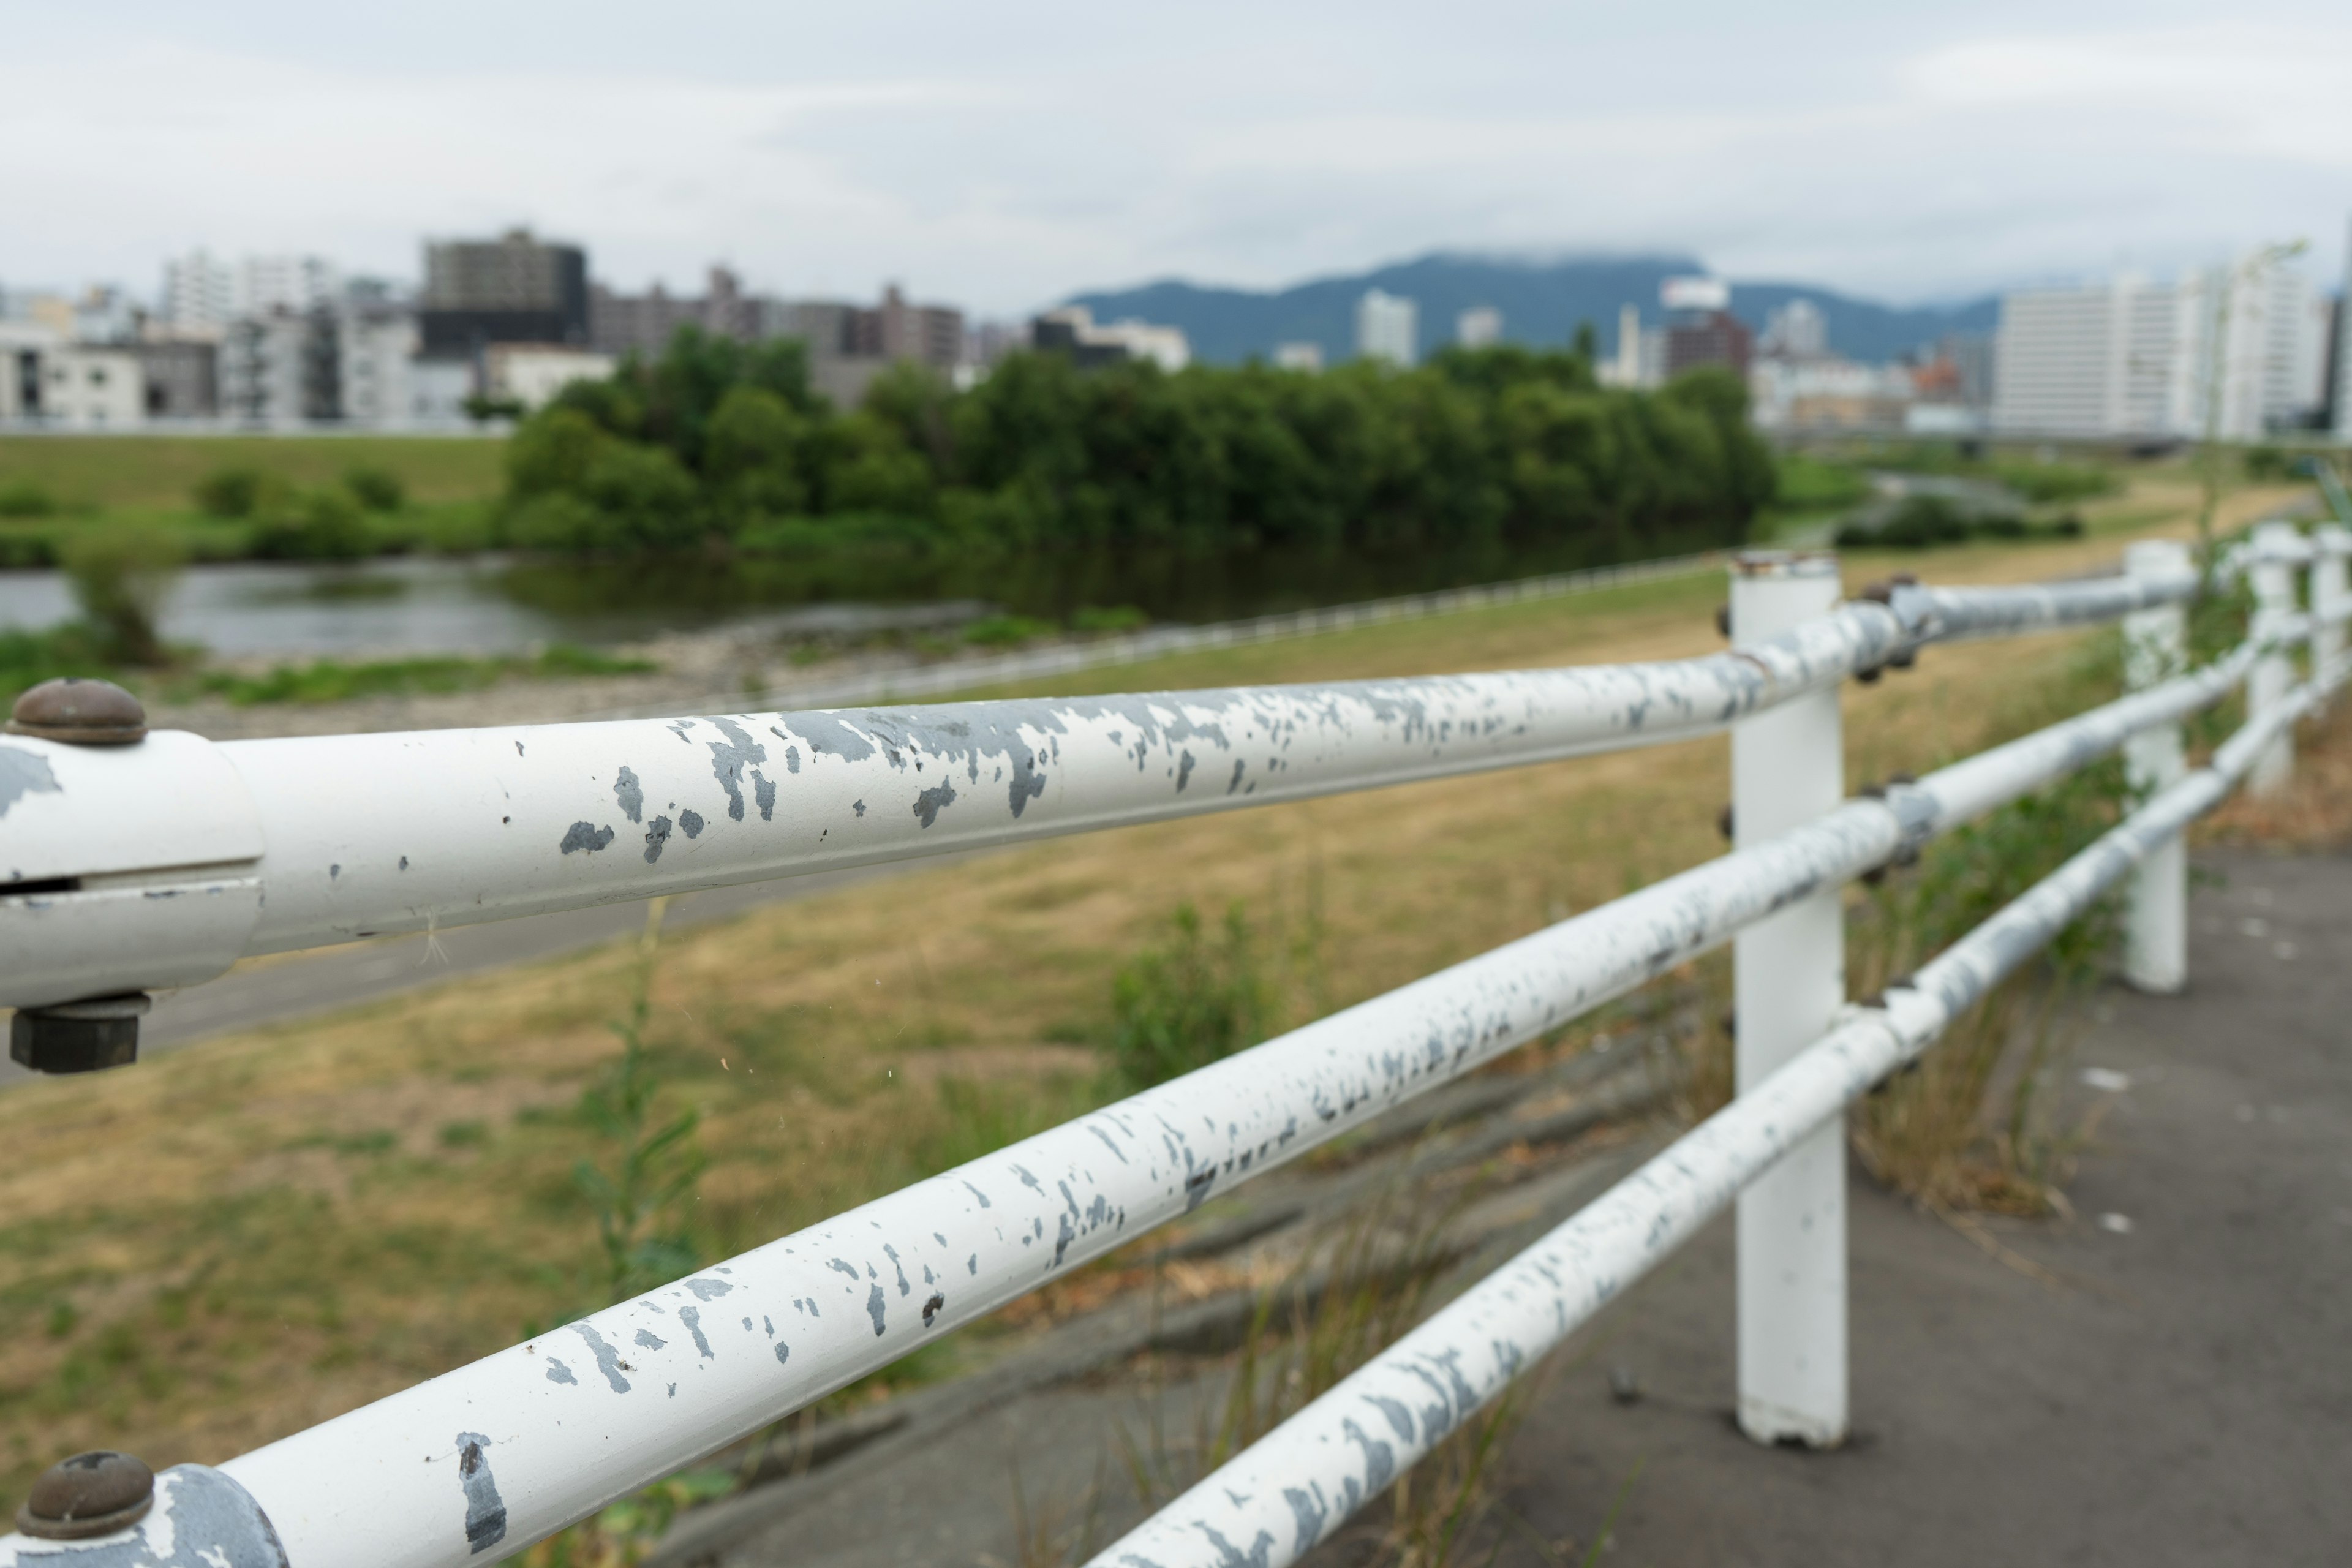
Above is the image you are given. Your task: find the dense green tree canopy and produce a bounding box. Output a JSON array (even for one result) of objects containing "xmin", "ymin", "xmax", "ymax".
[{"xmin": 502, "ymin": 327, "xmax": 1775, "ymax": 560}]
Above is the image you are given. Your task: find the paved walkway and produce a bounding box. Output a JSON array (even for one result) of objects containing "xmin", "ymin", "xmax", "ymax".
[{"xmin": 686, "ymin": 848, "xmax": 2348, "ymax": 1567}]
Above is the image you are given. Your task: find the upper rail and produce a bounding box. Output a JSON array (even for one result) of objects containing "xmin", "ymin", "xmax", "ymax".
[{"xmin": 0, "ymin": 571, "xmax": 2194, "ymax": 1011}]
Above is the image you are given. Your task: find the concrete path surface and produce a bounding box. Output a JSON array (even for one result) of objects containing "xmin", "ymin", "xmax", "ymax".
[{"xmin": 680, "ymin": 846, "xmax": 2348, "ymax": 1567}]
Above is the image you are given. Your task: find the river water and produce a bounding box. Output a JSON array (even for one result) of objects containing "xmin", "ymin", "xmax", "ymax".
[{"xmin": 0, "ymin": 533, "xmax": 1716, "ymax": 658}]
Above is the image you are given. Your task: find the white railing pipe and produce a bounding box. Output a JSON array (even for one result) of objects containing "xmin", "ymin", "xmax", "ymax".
[
  {"xmin": 1088, "ymin": 655, "xmax": 2339, "ymax": 1568},
  {"xmin": 2247, "ymin": 521, "xmax": 2310, "ymax": 797},
  {"xmin": 2122, "ymin": 539, "xmax": 2192, "ymax": 993},
  {"xmin": 2312, "ymin": 524, "xmax": 2351, "ymax": 711},
  {"xmin": 1727, "ymin": 552, "xmax": 1847, "ymax": 1448},
  {"xmin": 0, "ymin": 636, "xmax": 2260, "ymax": 1568},
  {"xmin": 2, "ymin": 571, "xmax": 2199, "ymax": 1013}
]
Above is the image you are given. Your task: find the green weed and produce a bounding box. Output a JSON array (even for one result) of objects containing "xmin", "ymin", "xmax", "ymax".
[{"xmin": 1107, "ymin": 903, "xmax": 1269, "ymax": 1088}]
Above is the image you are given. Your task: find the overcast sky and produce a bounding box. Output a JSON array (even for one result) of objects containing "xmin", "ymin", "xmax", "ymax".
[{"xmin": 4, "ymin": 3, "xmax": 2347, "ymax": 314}]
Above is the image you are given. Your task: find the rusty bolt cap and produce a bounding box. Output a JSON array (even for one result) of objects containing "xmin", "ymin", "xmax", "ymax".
[
  {"xmin": 9, "ymin": 679, "xmax": 147, "ymax": 745},
  {"xmin": 17, "ymin": 1450, "xmax": 154, "ymax": 1540}
]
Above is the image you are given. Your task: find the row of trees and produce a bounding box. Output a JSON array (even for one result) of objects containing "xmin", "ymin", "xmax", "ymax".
[{"xmin": 502, "ymin": 329, "xmax": 1777, "ymax": 559}]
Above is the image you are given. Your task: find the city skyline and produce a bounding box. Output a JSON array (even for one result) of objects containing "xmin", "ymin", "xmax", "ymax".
[{"xmin": 2, "ymin": 5, "xmax": 2347, "ymax": 315}]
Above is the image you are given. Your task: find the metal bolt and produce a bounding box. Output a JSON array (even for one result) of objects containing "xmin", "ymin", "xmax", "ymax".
[
  {"xmin": 17, "ymin": 1450, "xmax": 154, "ymax": 1540},
  {"xmin": 1716, "ymin": 803, "xmax": 1734, "ymax": 841},
  {"xmin": 9, "ymin": 678, "xmax": 147, "ymax": 745},
  {"xmin": 1713, "ymin": 601, "xmax": 1732, "ymax": 638},
  {"xmin": 9, "ymin": 993, "xmax": 149, "ymax": 1074}
]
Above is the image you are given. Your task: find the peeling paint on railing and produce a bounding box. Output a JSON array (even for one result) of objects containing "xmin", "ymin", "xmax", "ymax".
[{"xmin": 1085, "ymin": 659, "xmax": 2340, "ymax": 1568}]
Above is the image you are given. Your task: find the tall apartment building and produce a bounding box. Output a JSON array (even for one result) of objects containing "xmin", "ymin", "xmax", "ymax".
[
  {"xmin": 1356, "ymin": 289, "xmax": 1417, "ymax": 366},
  {"xmin": 590, "ymin": 267, "xmax": 761, "ymax": 357},
  {"xmin": 1455, "ymin": 306, "xmax": 1502, "ymax": 348},
  {"xmin": 420, "ymin": 230, "xmax": 589, "ymax": 355},
  {"xmin": 1995, "ymin": 258, "xmax": 2329, "ymax": 440},
  {"xmin": 160, "ymin": 252, "xmax": 235, "ymax": 332},
  {"xmin": 1758, "ymin": 299, "xmax": 1828, "ymax": 360},
  {"xmin": 236, "ymin": 255, "xmax": 339, "ymax": 318},
  {"xmin": 1031, "ymin": 306, "xmax": 1189, "ymax": 372}
]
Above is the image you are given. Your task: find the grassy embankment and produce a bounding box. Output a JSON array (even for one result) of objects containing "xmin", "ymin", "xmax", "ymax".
[
  {"xmin": 0, "ymin": 473, "xmax": 2318, "ymax": 1510},
  {"xmin": 0, "ymin": 434, "xmax": 505, "ymax": 565}
]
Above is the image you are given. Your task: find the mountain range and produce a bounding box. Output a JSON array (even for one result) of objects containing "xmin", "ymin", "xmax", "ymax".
[{"xmin": 1062, "ymin": 252, "xmax": 2000, "ymax": 369}]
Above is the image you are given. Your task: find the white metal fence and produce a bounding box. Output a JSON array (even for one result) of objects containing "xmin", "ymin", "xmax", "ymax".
[{"xmin": 1, "ymin": 521, "xmax": 2346, "ymax": 1567}]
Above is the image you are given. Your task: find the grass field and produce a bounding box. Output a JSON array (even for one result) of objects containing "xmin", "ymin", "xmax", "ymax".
[
  {"xmin": 0, "ymin": 433, "xmax": 506, "ymax": 513},
  {"xmin": 0, "ymin": 475, "xmax": 2322, "ymax": 1515}
]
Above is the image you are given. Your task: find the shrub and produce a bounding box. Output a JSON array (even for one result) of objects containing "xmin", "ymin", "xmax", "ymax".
[
  {"xmin": 343, "ymin": 466, "xmax": 406, "ymax": 512},
  {"xmin": 59, "ymin": 529, "xmax": 184, "ymax": 665},
  {"xmin": 250, "ymin": 487, "xmax": 374, "ymax": 561},
  {"xmin": 0, "ymin": 480, "xmax": 58, "ymax": 518},
  {"xmin": 1109, "ymin": 902, "xmax": 1268, "ymax": 1087},
  {"xmin": 193, "ymin": 466, "xmax": 285, "ymax": 519},
  {"xmin": 963, "ymin": 614, "xmax": 1057, "ymax": 647},
  {"xmin": 1070, "ymin": 605, "xmax": 1148, "ymax": 635}
]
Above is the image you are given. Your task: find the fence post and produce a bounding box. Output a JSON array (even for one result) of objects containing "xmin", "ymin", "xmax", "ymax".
[
  {"xmin": 2120, "ymin": 540, "xmax": 2191, "ymax": 993},
  {"xmin": 2313, "ymin": 524, "xmax": 2350, "ymax": 701},
  {"xmin": 2248, "ymin": 521, "xmax": 2304, "ymax": 797},
  {"xmin": 1729, "ymin": 549, "xmax": 1847, "ymax": 1449}
]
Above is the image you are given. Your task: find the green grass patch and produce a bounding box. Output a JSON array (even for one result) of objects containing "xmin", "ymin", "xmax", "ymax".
[
  {"xmin": 180, "ymin": 644, "xmax": 657, "ymax": 706},
  {"xmin": 0, "ymin": 435, "xmax": 505, "ymax": 513}
]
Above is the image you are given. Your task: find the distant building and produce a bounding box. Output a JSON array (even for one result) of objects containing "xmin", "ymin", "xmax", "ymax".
[
  {"xmin": 161, "ymin": 252, "xmax": 235, "ymax": 333},
  {"xmin": 1663, "ymin": 311, "xmax": 1753, "ymax": 380},
  {"xmin": 220, "ymin": 310, "xmax": 326, "ymax": 426},
  {"xmin": 1355, "ymin": 289, "xmax": 1417, "ymax": 366},
  {"xmin": 1274, "ymin": 342, "xmax": 1324, "ymax": 373},
  {"xmin": 1758, "ymin": 300, "xmax": 1828, "ymax": 360},
  {"xmin": 339, "ymin": 308, "xmax": 417, "ymax": 429},
  {"xmin": 1749, "ymin": 359, "xmax": 1913, "ymax": 434},
  {"xmin": 1993, "ymin": 258, "xmax": 2329, "ymax": 440},
  {"xmin": 486, "ymin": 344, "xmax": 616, "ymax": 412},
  {"xmin": 1455, "ymin": 306, "xmax": 1502, "ymax": 348},
  {"xmin": 590, "ymin": 266, "xmax": 764, "ymax": 357},
  {"xmin": 0, "ymin": 322, "xmax": 55, "ymax": 421},
  {"xmin": 129, "ymin": 339, "xmax": 218, "ymax": 420},
  {"xmin": 420, "ymin": 229, "xmax": 590, "ymax": 356},
  {"xmin": 767, "ymin": 284, "xmax": 970, "ymax": 407},
  {"xmin": 1031, "ymin": 306, "xmax": 1189, "ymax": 372},
  {"xmin": 236, "ymin": 255, "xmax": 340, "ymax": 318}
]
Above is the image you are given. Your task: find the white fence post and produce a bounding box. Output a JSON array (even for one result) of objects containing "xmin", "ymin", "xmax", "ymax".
[
  {"xmin": 2248, "ymin": 522, "xmax": 2304, "ymax": 797},
  {"xmin": 2313, "ymin": 524, "xmax": 2350, "ymax": 704},
  {"xmin": 2122, "ymin": 540, "xmax": 2191, "ymax": 993},
  {"xmin": 1729, "ymin": 549, "xmax": 1848, "ymax": 1449}
]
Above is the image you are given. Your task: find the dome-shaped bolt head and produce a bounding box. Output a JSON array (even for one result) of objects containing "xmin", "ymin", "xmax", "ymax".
[
  {"xmin": 8, "ymin": 678, "xmax": 147, "ymax": 745},
  {"xmin": 16, "ymin": 1450, "xmax": 155, "ymax": 1539}
]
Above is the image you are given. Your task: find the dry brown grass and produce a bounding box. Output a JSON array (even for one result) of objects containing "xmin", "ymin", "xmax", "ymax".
[{"xmin": 0, "ymin": 475, "xmax": 2315, "ymax": 1510}]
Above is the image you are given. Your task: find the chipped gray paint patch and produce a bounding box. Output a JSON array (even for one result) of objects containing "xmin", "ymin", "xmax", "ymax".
[
  {"xmin": 456, "ymin": 1431, "xmax": 508, "ymax": 1554},
  {"xmin": 684, "ymin": 1276, "xmax": 733, "ymax": 1300},
  {"xmin": 572, "ymin": 1322, "xmax": 632, "ymax": 1391},
  {"xmin": 560, "ymin": 821, "xmax": 616, "ymax": 855},
  {"xmin": 0, "ymin": 745, "xmax": 61, "ymax": 822},
  {"xmin": 614, "ymin": 766, "xmax": 644, "ymax": 823},
  {"xmin": 545, "ymin": 1357, "xmax": 578, "ymax": 1385},
  {"xmin": 643, "ymin": 815, "xmax": 673, "ymax": 863},
  {"xmin": 679, "ymin": 1305, "xmax": 714, "ymax": 1359},
  {"xmin": 679, "ymin": 808, "xmax": 705, "ymax": 838}
]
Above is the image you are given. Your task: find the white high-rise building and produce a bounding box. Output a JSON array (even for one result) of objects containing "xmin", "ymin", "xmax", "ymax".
[
  {"xmin": 234, "ymin": 255, "xmax": 340, "ymax": 318},
  {"xmin": 1355, "ymin": 288, "xmax": 1417, "ymax": 367},
  {"xmin": 1759, "ymin": 299, "xmax": 1828, "ymax": 360},
  {"xmin": 1455, "ymin": 306, "xmax": 1501, "ymax": 347},
  {"xmin": 161, "ymin": 251, "xmax": 234, "ymax": 331},
  {"xmin": 1994, "ymin": 255, "xmax": 2329, "ymax": 440},
  {"xmin": 2338, "ymin": 217, "xmax": 2352, "ymax": 443}
]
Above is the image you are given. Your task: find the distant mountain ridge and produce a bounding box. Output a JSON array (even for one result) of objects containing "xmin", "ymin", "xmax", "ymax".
[{"xmin": 1062, "ymin": 252, "xmax": 1999, "ymax": 369}]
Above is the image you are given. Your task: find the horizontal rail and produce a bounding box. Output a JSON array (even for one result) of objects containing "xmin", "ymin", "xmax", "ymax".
[
  {"xmin": 1094, "ymin": 650, "xmax": 2344, "ymax": 1568},
  {"xmin": 627, "ymin": 552, "xmax": 1730, "ymax": 721},
  {"xmin": 50, "ymin": 618, "xmax": 2245, "ymax": 1567},
  {"xmin": 0, "ymin": 570, "xmax": 2195, "ymax": 1011}
]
